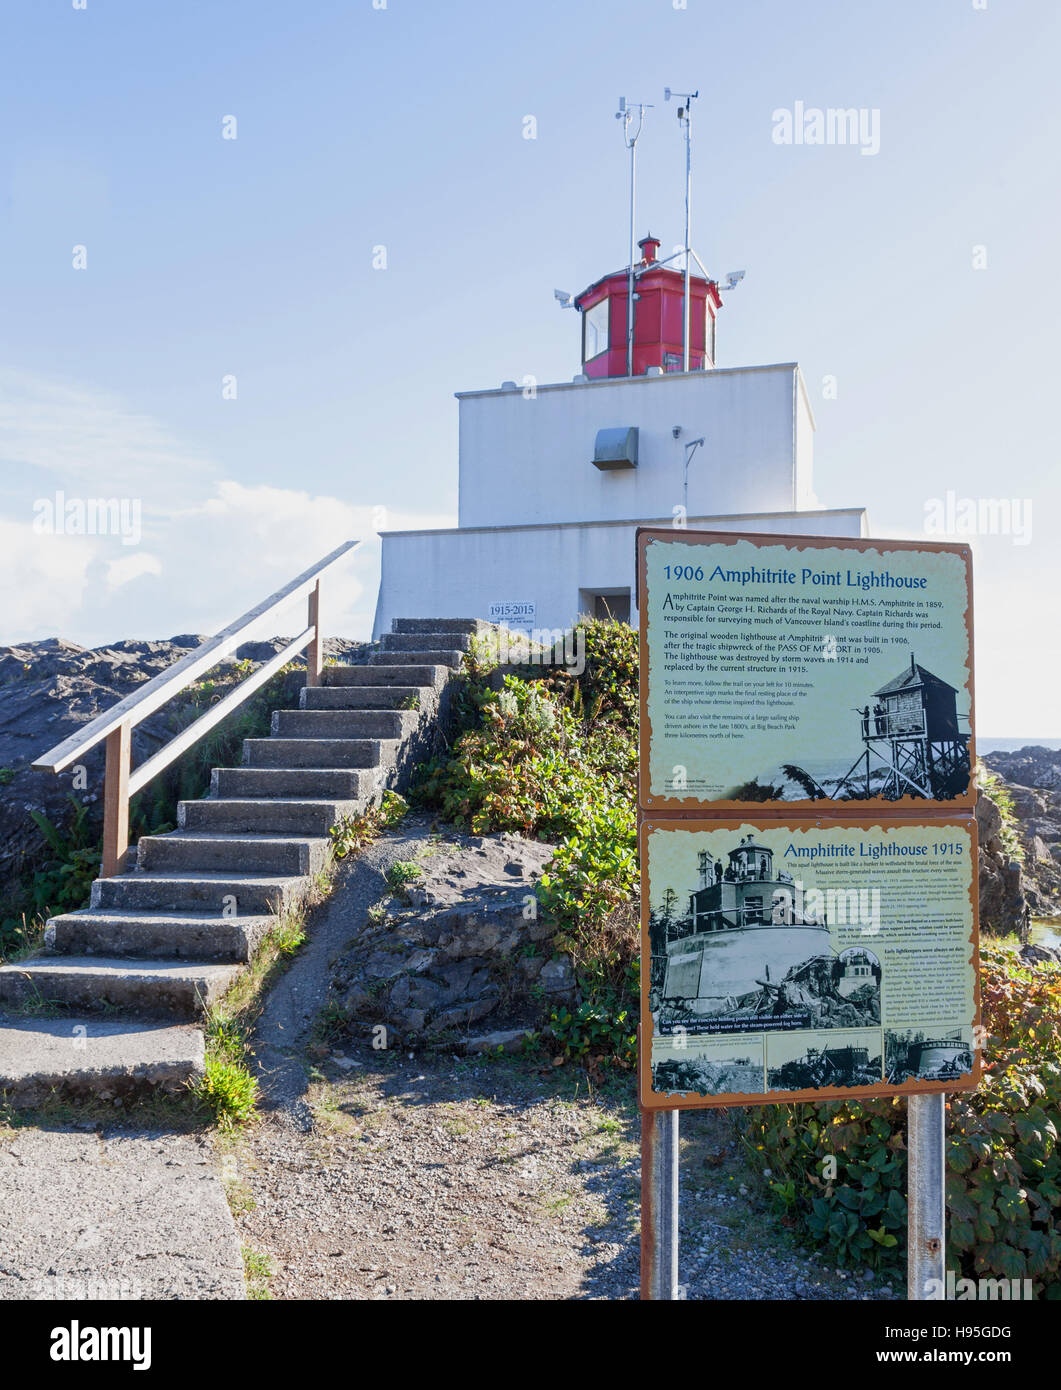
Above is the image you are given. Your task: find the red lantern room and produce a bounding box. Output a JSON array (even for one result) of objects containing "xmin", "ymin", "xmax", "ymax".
[{"xmin": 573, "ymin": 233, "xmax": 723, "ymax": 379}]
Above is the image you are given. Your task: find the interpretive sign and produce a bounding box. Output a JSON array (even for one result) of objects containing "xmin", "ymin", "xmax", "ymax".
[
  {"xmin": 637, "ymin": 530, "xmax": 975, "ymax": 812},
  {"xmin": 639, "ymin": 817, "xmax": 981, "ymax": 1110}
]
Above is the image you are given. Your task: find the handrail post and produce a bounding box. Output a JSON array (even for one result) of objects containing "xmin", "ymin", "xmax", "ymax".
[
  {"xmin": 102, "ymin": 719, "xmax": 131, "ymax": 878},
  {"xmin": 306, "ymin": 579, "xmax": 322, "ymax": 686}
]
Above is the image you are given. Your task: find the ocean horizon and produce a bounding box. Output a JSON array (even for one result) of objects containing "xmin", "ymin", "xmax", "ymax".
[{"xmin": 978, "ymin": 737, "xmax": 1061, "ymax": 754}]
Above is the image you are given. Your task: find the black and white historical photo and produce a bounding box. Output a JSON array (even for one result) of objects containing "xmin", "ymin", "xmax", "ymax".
[
  {"xmin": 885, "ymin": 1028, "xmax": 975, "ymax": 1084},
  {"xmin": 650, "ymin": 1036, "xmax": 764, "ymax": 1098},
  {"xmin": 766, "ymin": 1029, "xmax": 884, "ymax": 1092},
  {"xmin": 648, "ymin": 834, "xmax": 880, "ymax": 1035}
]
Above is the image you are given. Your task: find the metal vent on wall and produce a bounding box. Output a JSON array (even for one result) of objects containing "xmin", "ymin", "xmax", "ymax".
[{"xmin": 593, "ymin": 426, "xmax": 639, "ymax": 471}]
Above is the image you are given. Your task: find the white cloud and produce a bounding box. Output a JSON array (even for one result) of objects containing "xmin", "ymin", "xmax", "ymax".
[
  {"xmin": 105, "ymin": 552, "xmax": 163, "ymax": 591},
  {"xmin": 170, "ymin": 481, "xmax": 455, "ymax": 640},
  {"xmin": 0, "ymin": 519, "xmax": 98, "ymax": 639},
  {"xmin": 0, "ymin": 368, "xmax": 211, "ymax": 506},
  {"xmin": 0, "ymin": 372, "xmax": 456, "ymax": 647}
]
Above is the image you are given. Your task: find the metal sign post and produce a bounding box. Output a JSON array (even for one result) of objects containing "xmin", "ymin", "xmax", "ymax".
[
  {"xmin": 641, "ymin": 1105, "xmax": 680, "ymax": 1300},
  {"xmin": 907, "ymin": 1091, "xmax": 946, "ymax": 1299}
]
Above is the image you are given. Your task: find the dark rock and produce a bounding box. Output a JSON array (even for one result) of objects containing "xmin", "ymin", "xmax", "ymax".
[
  {"xmin": 1019, "ymin": 943, "xmax": 1061, "ymax": 967},
  {"xmin": 0, "ymin": 633, "xmax": 365, "ymax": 904},
  {"xmin": 539, "ymin": 957, "xmax": 576, "ymax": 997},
  {"xmin": 981, "ymin": 747, "xmax": 1061, "ymax": 924},
  {"xmin": 332, "ymin": 829, "xmax": 575, "ymax": 1039}
]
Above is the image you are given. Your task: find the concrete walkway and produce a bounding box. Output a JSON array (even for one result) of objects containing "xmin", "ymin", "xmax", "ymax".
[{"xmin": 0, "ymin": 1125, "xmax": 244, "ymax": 1300}]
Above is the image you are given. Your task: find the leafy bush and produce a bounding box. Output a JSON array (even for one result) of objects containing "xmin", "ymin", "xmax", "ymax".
[
  {"xmin": 947, "ymin": 945, "xmax": 1061, "ymax": 1290},
  {"xmin": 743, "ymin": 1098, "xmax": 907, "ymax": 1276},
  {"xmin": 329, "ymin": 790, "xmax": 408, "ymax": 860},
  {"xmin": 744, "ymin": 944, "xmax": 1061, "ymax": 1293},
  {"xmin": 550, "ymin": 960, "xmax": 639, "ymax": 1066},
  {"xmin": 0, "ymin": 799, "xmax": 102, "ymax": 958},
  {"xmin": 412, "ymin": 617, "xmax": 640, "ymax": 1062}
]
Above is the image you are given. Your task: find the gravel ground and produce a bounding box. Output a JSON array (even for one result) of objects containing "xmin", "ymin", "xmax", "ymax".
[
  {"xmin": 229, "ymin": 821, "xmax": 899, "ymax": 1301},
  {"xmin": 231, "ymin": 1043, "xmax": 898, "ymax": 1301}
]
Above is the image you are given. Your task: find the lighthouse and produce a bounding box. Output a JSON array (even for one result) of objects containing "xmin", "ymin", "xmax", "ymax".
[
  {"xmin": 575, "ymin": 234, "xmax": 721, "ymax": 379},
  {"xmin": 373, "ymin": 222, "xmax": 868, "ymax": 636}
]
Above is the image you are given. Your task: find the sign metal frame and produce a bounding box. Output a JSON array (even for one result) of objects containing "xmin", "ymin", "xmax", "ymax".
[{"xmin": 638, "ymin": 813, "xmax": 982, "ymax": 1112}]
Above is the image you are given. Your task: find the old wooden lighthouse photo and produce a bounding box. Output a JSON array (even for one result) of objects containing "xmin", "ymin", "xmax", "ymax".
[{"xmin": 782, "ymin": 650, "xmax": 972, "ymax": 802}]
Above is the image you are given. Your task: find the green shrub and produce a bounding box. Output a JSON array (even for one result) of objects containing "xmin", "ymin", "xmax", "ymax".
[
  {"xmin": 744, "ymin": 944, "xmax": 1061, "ymax": 1293},
  {"xmin": 743, "ymin": 1098, "xmax": 907, "ymax": 1275},
  {"xmin": 947, "ymin": 945, "xmax": 1061, "ymax": 1290},
  {"xmin": 195, "ymin": 1054, "xmax": 260, "ymax": 1131},
  {"xmin": 412, "ymin": 617, "xmax": 640, "ymax": 1063},
  {"xmin": 550, "ymin": 961, "xmax": 638, "ymax": 1067},
  {"xmin": 330, "ymin": 791, "xmax": 408, "ymax": 860},
  {"xmin": 193, "ymin": 1012, "xmax": 260, "ymax": 1130},
  {"xmin": 385, "ymin": 859, "xmax": 422, "ymax": 891},
  {"xmin": 0, "ymin": 799, "xmax": 102, "ymax": 957}
]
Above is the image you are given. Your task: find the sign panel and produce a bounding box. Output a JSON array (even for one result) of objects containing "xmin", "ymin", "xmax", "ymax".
[
  {"xmin": 637, "ymin": 530, "xmax": 975, "ymax": 812},
  {"xmin": 639, "ymin": 817, "xmax": 981, "ymax": 1110},
  {"xmin": 488, "ymin": 601, "xmax": 536, "ymax": 625}
]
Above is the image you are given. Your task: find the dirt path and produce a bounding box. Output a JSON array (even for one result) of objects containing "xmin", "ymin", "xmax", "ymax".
[
  {"xmin": 228, "ymin": 822, "xmax": 898, "ymax": 1301},
  {"xmin": 231, "ymin": 1043, "xmax": 896, "ymax": 1301}
]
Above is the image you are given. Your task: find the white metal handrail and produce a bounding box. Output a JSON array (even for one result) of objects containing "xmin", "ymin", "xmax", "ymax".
[{"xmin": 32, "ymin": 539, "xmax": 360, "ymax": 877}]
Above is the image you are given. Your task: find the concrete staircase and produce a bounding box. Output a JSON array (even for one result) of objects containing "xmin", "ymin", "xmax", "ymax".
[{"xmin": 0, "ymin": 620, "xmax": 489, "ymax": 1107}]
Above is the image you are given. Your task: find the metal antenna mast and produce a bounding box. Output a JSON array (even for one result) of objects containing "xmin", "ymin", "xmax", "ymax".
[
  {"xmin": 616, "ymin": 97, "xmax": 652, "ymax": 377},
  {"xmin": 665, "ymin": 87, "xmax": 698, "ymax": 371}
]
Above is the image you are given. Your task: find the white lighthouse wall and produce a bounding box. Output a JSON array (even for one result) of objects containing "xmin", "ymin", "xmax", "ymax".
[
  {"xmin": 373, "ymin": 507, "xmax": 868, "ymax": 639},
  {"xmin": 456, "ymin": 363, "xmax": 812, "ymax": 529},
  {"xmin": 795, "ymin": 380, "xmax": 818, "ymax": 510}
]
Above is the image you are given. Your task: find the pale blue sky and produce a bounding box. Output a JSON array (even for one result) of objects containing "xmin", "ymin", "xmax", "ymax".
[{"xmin": 0, "ymin": 0, "xmax": 1057, "ymax": 734}]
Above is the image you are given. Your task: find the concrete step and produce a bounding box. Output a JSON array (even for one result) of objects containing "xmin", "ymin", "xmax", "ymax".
[
  {"xmin": 92, "ymin": 872, "xmax": 305, "ymax": 915},
  {"xmin": 367, "ymin": 650, "xmax": 463, "ymax": 668},
  {"xmin": 380, "ymin": 632, "xmax": 473, "ymax": 653},
  {"xmin": 213, "ymin": 765, "xmax": 377, "ymax": 800},
  {"xmin": 178, "ymin": 797, "xmax": 355, "ymax": 836},
  {"xmin": 300, "ymin": 685, "xmax": 429, "ymax": 712},
  {"xmin": 272, "ymin": 708, "xmax": 418, "ymax": 740},
  {"xmin": 0, "ymin": 957, "xmax": 241, "ymax": 1019},
  {"xmin": 391, "ymin": 618, "xmax": 492, "ymax": 635},
  {"xmin": 323, "ymin": 664, "xmax": 446, "ymax": 688},
  {"xmin": 0, "ymin": 1014, "xmax": 205, "ymax": 1105},
  {"xmin": 44, "ymin": 909, "xmax": 272, "ymax": 962},
  {"xmin": 243, "ymin": 737, "xmax": 384, "ymax": 769},
  {"xmin": 137, "ymin": 831, "xmax": 332, "ymax": 877}
]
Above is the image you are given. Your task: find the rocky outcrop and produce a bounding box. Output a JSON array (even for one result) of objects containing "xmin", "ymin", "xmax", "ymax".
[
  {"xmin": 982, "ymin": 747, "xmax": 1061, "ymax": 920},
  {"xmin": 976, "ymin": 791, "xmax": 1026, "ymax": 934},
  {"xmin": 0, "ymin": 635, "xmax": 367, "ymax": 899},
  {"xmin": 332, "ymin": 830, "xmax": 576, "ymax": 1044}
]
